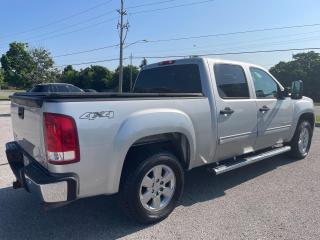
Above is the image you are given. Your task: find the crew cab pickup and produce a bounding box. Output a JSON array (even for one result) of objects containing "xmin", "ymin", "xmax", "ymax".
[{"xmin": 5, "ymin": 57, "xmax": 315, "ymax": 223}]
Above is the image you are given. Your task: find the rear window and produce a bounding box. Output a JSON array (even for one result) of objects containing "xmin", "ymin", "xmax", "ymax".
[
  {"xmin": 29, "ymin": 85, "xmax": 49, "ymax": 92},
  {"xmin": 51, "ymin": 85, "xmax": 83, "ymax": 92},
  {"xmin": 133, "ymin": 64, "xmax": 202, "ymax": 93}
]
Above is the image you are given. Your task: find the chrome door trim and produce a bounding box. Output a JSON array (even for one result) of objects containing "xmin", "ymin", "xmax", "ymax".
[{"xmin": 219, "ymin": 131, "xmax": 255, "ymax": 144}]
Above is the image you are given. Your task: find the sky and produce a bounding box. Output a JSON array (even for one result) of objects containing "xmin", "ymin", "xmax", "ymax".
[{"xmin": 1, "ymin": 0, "xmax": 320, "ymax": 70}]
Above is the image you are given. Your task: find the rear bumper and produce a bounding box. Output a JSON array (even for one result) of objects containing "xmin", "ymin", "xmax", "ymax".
[{"xmin": 5, "ymin": 141, "xmax": 78, "ymax": 204}]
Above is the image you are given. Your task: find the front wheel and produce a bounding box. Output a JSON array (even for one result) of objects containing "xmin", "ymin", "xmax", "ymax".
[
  {"xmin": 119, "ymin": 151, "xmax": 184, "ymax": 224},
  {"xmin": 289, "ymin": 120, "xmax": 312, "ymax": 159}
]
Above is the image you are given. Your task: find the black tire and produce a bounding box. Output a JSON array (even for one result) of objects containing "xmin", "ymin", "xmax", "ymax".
[
  {"xmin": 288, "ymin": 120, "xmax": 312, "ymax": 159},
  {"xmin": 119, "ymin": 151, "xmax": 184, "ymax": 224}
]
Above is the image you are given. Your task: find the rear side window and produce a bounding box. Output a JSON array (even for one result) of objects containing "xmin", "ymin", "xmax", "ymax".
[
  {"xmin": 134, "ymin": 64, "xmax": 202, "ymax": 93},
  {"xmin": 214, "ymin": 64, "xmax": 250, "ymax": 99}
]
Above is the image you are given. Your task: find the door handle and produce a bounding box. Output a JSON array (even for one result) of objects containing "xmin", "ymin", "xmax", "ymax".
[
  {"xmin": 220, "ymin": 107, "xmax": 234, "ymax": 115},
  {"xmin": 259, "ymin": 106, "xmax": 270, "ymax": 112}
]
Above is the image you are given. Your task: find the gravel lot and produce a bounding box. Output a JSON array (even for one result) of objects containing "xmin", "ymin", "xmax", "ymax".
[{"xmin": 0, "ymin": 107, "xmax": 320, "ymax": 240}]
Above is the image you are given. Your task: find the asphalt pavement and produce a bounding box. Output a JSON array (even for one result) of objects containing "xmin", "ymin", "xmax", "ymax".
[{"xmin": 0, "ymin": 102, "xmax": 320, "ymax": 239}]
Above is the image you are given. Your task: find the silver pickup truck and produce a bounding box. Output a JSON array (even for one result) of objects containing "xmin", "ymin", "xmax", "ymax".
[{"xmin": 6, "ymin": 57, "xmax": 315, "ymax": 223}]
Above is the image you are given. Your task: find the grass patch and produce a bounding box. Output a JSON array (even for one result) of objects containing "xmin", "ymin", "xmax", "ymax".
[
  {"xmin": 315, "ymin": 103, "xmax": 320, "ymax": 106},
  {"xmin": 0, "ymin": 96, "xmax": 9, "ymax": 100},
  {"xmin": 0, "ymin": 89, "xmax": 24, "ymax": 100},
  {"xmin": 316, "ymin": 116, "xmax": 320, "ymax": 124}
]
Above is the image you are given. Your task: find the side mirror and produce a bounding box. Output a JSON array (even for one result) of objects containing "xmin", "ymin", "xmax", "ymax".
[
  {"xmin": 291, "ymin": 80, "xmax": 303, "ymax": 99},
  {"xmin": 278, "ymin": 87, "xmax": 290, "ymax": 99}
]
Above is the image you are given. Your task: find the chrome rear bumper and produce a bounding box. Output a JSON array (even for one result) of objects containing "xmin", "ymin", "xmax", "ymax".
[{"xmin": 5, "ymin": 141, "xmax": 78, "ymax": 204}]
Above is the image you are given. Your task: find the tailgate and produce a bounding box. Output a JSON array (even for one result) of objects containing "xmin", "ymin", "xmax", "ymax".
[{"xmin": 10, "ymin": 96, "xmax": 47, "ymax": 168}]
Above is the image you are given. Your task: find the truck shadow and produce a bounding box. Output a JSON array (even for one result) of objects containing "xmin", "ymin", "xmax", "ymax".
[{"xmin": 0, "ymin": 155, "xmax": 300, "ymax": 240}]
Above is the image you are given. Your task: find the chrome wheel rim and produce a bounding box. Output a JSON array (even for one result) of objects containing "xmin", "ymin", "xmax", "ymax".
[
  {"xmin": 139, "ymin": 164, "xmax": 176, "ymax": 212},
  {"xmin": 298, "ymin": 126, "xmax": 309, "ymax": 155}
]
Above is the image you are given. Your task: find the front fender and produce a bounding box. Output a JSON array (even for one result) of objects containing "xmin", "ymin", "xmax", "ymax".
[
  {"xmin": 112, "ymin": 108, "xmax": 196, "ymax": 192},
  {"xmin": 289, "ymin": 97, "xmax": 315, "ymax": 140}
]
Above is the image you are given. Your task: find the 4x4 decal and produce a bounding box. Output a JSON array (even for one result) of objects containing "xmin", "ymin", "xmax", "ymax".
[{"xmin": 80, "ymin": 111, "xmax": 114, "ymax": 120}]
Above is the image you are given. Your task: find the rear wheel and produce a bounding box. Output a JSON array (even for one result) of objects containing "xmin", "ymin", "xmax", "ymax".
[
  {"xmin": 289, "ymin": 120, "xmax": 312, "ymax": 159},
  {"xmin": 119, "ymin": 151, "xmax": 184, "ymax": 224}
]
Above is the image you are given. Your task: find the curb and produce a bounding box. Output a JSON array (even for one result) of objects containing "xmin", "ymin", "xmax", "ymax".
[{"xmin": 0, "ymin": 114, "xmax": 10, "ymax": 117}]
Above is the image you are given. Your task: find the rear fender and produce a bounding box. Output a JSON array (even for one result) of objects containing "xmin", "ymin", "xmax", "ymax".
[{"xmin": 112, "ymin": 108, "xmax": 196, "ymax": 192}]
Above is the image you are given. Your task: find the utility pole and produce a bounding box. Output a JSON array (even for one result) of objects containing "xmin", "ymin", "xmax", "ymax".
[
  {"xmin": 130, "ymin": 53, "xmax": 133, "ymax": 92},
  {"xmin": 117, "ymin": 0, "xmax": 129, "ymax": 93}
]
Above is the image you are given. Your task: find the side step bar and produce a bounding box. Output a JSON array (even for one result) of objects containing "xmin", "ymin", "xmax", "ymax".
[{"xmin": 211, "ymin": 146, "xmax": 291, "ymax": 175}]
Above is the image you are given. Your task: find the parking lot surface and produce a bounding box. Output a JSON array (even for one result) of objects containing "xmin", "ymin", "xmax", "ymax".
[{"xmin": 0, "ymin": 110, "xmax": 320, "ymax": 239}]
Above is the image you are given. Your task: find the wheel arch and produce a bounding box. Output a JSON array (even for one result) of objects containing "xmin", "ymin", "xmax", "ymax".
[
  {"xmin": 289, "ymin": 111, "xmax": 315, "ymax": 142},
  {"xmin": 112, "ymin": 108, "xmax": 196, "ymax": 193}
]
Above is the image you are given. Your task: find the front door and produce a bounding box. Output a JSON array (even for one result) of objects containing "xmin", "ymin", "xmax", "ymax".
[
  {"xmin": 212, "ymin": 63, "xmax": 258, "ymax": 161},
  {"xmin": 249, "ymin": 67, "xmax": 293, "ymax": 149}
]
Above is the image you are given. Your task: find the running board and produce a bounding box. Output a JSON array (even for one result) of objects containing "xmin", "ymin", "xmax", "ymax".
[{"xmin": 211, "ymin": 146, "xmax": 291, "ymax": 175}]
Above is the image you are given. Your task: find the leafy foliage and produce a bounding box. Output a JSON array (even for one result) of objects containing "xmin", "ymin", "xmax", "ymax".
[
  {"xmin": 112, "ymin": 65, "xmax": 140, "ymax": 92},
  {"xmin": 59, "ymin": 65, "xmax": 139, "ymax": 92},
  {"xmin": 0, "ymin": 42, "xmax": 58, "ymax": 88},
  {"xmin": 26, "ymin": 47, "xmax": 59, "ymax": 85},
  {"xmin": 0, "ymin": 69, "xmax": 4, "ymax": 89},
  {"xmin": 0, "ymin": 42, "xmax": 33, "ymax": 88},
  {"xmin": 0, "ymin": 42, "xmax": 142, "ymax": 92},
  {"xmin": 270, "ymin": 51, "xmax": 320, "ymax": 101},
  {"xmin": 139, "ymin": 58, "xmax": 148, "ymax": 68}
]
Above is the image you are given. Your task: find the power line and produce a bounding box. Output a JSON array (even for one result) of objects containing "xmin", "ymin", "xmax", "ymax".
[
  {"xmin": 53, "ymin": 44, "xmax": 119, "ymax": 58},
  {"xmin": 0, "ymin": 17, "xmax": 118, "ymax": 49},
  {"xmin": 133, "ymin": 47, "xmax": 320, "ymax": 59},
  {"xmin": 19, "ymin": 11, "xmax": 117, "ymax": 42},
  {"xmin": 28, "ymin": 17, "xmax": 118, "ymax": 43},
  {"xmin": 130, "ymin": 0, "xmax": 215, "ymax": 15},
  {"xmin": 133, "ymin": 30, "xmax": 320, "ymax": 56},
  {"xmin": 0, "ymin": 0, "xmax": 115, "ymax": 39},
  {"xmin": 48, "ymin": 24, "xmax": 320, "ymax": 59},
  {"xmin": 55, "ymin": 57, "xmax": 124, "ymax": 67},
  {"xmin": 126, "ymin": 0, "xmax": 181, "ymax": 9},
  {"xmin": 0, "ymin": 0, "xmax": 184, "ymax": 45},
  {"xmin": 54, "ymin": 47, "xmax": 320, "ymax": 68},
  {"xmin": 146, "ymin": 23, "xmax": 320, "ymax": 43}
]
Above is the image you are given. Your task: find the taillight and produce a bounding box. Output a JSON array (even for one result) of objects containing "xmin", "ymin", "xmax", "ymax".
[{"xmin": 43, "ymin": 112, "xmax": 80, "ymax": 165}]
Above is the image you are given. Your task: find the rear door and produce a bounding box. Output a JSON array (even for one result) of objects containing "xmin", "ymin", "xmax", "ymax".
[
  {"xmin": 249, "ymin": 67, "xmax": 293, "ymax": 149},
  {"xmin": 212, "ymin": 63, "xmax": 258, "ymax": 161}
]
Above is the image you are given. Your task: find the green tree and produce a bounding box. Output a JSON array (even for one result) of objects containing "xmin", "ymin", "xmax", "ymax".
[
  {"xmin": 26, "ymin": 47, "xmax": 59, "ymax": 85},
  {"xmin": 112, "ymin": 65, "xmax": 139, "ymax": 92},
  {"xmin": 0, "ymin": 42, "xmax": 32, "ymax": 88},
  {"xmin": 60, "ymin": 65, "xmax": 80, "ymax": 86},
  {"xmin": 139, "ymin": 58, "xmax": 148, "ymax": 68},
  {"xmin": 0, "ymin": 69, "xmax": 5, "ymax": 89},
  {"xmin": 1, "ymin": 42, "xmax": 58, "ymax": 88},
  {"xmin": 79, "ymin": 65, "xmax": 113, "ymax": 91},
  {"xmin": 270, "ymin": 51, "xmax": 320, "ymax": 102}
]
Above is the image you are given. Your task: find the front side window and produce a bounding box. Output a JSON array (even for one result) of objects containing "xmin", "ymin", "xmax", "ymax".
[
  {"xmin": 250, "ymin": 67, "xmax": 278, "ymax": 99},
  {"xmin": 214, "ymin": 64, "xmax": 250, "ymax": 99}
]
